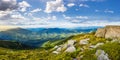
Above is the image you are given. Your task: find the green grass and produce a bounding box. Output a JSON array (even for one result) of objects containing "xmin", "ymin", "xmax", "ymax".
[{"xmin": 0, "ymin": 32, "xmax": 120, "ymax": 60}]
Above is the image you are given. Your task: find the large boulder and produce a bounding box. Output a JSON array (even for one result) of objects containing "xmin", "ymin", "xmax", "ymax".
[
  {"xmin": 67, "ymin": 40, "xmax": 76, "ymax": 45},
  {"xmin": 95, "ymin": 25, "xmax": 120, "ymax": 39},
  {"xmin": 90, "ymin": 43, "xmax": 104, "ymax": 48},
  {"xmin": 79, "ymin": 38, "xmax": 90, "ymax": 45},
  {"xmin": 56, "ymin": 47, "xmax": 62, "ymax": 52},
  {"xmin": 65, "ymin": 45, "xmax": 76, "ymax": 53},
  {"xmin": 95, "ymin": 49, "xmax": 110, "ymax": 60},
  {"xmin": 52, "ymin": 51, "xmax": 59, "ymax": 54},
  {"xmin": 52, "ymin": 40, "xmax": 76, "ymax": 54}
]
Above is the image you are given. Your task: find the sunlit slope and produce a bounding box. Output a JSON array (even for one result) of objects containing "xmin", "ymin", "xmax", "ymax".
[{"xmin": 0, "ymin": 25, "xmax": 18, "ymax": 31}]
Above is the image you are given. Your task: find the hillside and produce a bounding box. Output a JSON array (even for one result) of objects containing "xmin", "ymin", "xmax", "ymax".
[
  {"xmin": 0, "ymin": 31, "xmax": 120, "ymax": 60},
  {"xmin": 0, "ymin": 25, "xmax": 18, "ymax": 31},
  {"xmin": 0, "ymin": 26, "xmax": 120, "ymax": 60},
  {"xmin": 0, "ymin": 26, "xmax": 97, "ymax": 47},
  {"xmin": 0, "ymin": 40, "xmax": 33, "ymax": 49},
  {"xmin": 0, "ymin": 28, "xmax": 32, "ymax": 41}
]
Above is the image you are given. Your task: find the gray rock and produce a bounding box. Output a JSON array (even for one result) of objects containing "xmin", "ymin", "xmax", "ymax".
[
  {"xmin": 90, "ymin": 43, "xmax": 104, "ymax": 48},
  {"xmin": 65, "ymin": 45, "xmax": 76, "ymax": 53},
  {"xmin": 79, "ymin": 38, "xmax": 90, "ymax": 45},
  {"xmin": 52, "ymin": 51, "xmax": 59, "ymax": 54},
  {"xmin": 62, "ymin": 44, "xmax": 68, "ymax": 49},
  {"xmin": 53, "ymin": 40, "xmax": 76, "ymax": 53},
  {"xmin": 95, "ymin": 49, "xmax": 110, "ymax": 60},
  {"xmin": 56, "ymin": 47, "xmax": 62, "ymax": 52},
  {"xmin": 62, "ymin": 40, "xmax": 76, "ymax": 49},
  {"xmin": 53, "ymin": 45, "xmax": 59, "ymax": 49},
  {"xmin": 73, "ymin": 58, "xmax": 77, "ymax": 60},
  {"xmin": 68, "ymin": 40, "xmax": 76, "ymax": 45}
]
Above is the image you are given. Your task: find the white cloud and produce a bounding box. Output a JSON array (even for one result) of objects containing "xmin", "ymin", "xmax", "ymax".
[
  {"xmin": 79, "ymin": 0, "xmax": 105, "ymax": 2},
  {"xmin": 95, "ymin": 9, "xmax": 100, "ymax": 12},
  {"xmin": 0, "ymin": 10, "xmax": 27, "ymax": 21},
  {"xmin": 33, "ymin": 17, "xmax": 42, "ymax": 20},
  {"xmin": 44, "ymin": 0, "xmax": 67, "ymax": 13},
  {"xmin": 18, "ymin": 1, "xmax": 31, "ymax": 12},
  {"xmin": 71, "ymin": 19, "xmax": 80, "ymax": 23},
  {"xmin": 63, "ymin": 15, "xmax": 88, "ymax": 20},
  {"xmin": 32, "ymin": 15, "xmax": 57, "ymax": 21},
  {"xmin": 64, "ymin": 0, "xmax": 105, "ymax": 3},
  {"xmin": 52, "ymin": 16, "xmax": 57, "ymax": 20},
  {"xmin": 31, "ymin": 8, "xmax": 42, "ymax": 13},
  {"xmin": 104, "ymin": 9, "xmax": 114, "ymax": 13},
  {"xmin": 63, "ymin": 14, "xmax": 72, "ymax": 20},
  {"xmin": 6, "ymin": 20, "xmax": 120, "ymax": 28},
  {"xmin": 0, "ymin": 10, "xmax": 12, "ymax": 18},
  {"xmin": 11, "ymin": 14, "xmax": 26, "ymax": 20},
  {"xmin": 75, "ymin": 9, "xmax": 79, "ymax": 11},
  {"xmin": 76, "ymin": 16, "xmax": 88, "ymax": 19},
  {"xmin": 45, "ymin": 16, "xmax": 57, "ymax": 20},
  {"xmin": 67, "ymin": 3, "xmax": 75, "ymax": 7},
  {"xmin": 79, "ymin": 4, "xmax": 89, "ymax": 8}
]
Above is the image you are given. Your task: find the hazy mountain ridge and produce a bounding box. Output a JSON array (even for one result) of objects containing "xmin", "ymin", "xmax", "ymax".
[{"xmin": 0, "ymin": 26, "xmax": 98, "ymax": 47}]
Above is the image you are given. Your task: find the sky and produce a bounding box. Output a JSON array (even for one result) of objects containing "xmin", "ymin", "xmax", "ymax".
[{"xmin": 0, "ymin": 0, "xmax": 120, "ymax": 28}]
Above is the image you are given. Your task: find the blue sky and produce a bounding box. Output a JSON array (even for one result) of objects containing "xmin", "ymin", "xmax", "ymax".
[{"xmin": 0, "ymin": 0, "xmax": 120, "ymax": 28}]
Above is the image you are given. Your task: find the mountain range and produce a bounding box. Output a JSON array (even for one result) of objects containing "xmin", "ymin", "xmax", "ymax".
[{"xmin": 0, "ymin": 26, "xmax": 100, "ymax": 47}]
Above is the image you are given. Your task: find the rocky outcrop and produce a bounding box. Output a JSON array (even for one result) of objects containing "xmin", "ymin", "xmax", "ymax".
[
  {"xmin": 52, "ymin": 40, "xmax": 76, "ymax": 54},
  {"xmin": 79, "ymin": 38, "xmax": 90, "ymax": 45},
  {"xmin": 95, "ymin": 25, "xmax": 120, "ymax": 39},
  {"xmin": 65, "ymin": 45, "xmax": 76, "ymax": 53},
  {"xmin": 95, "ymin": 49, "xmax": 110, "ymax": 60},
  {"xmin": 90, "ymin": 43, "xmax": 104, "ymax": 48}
]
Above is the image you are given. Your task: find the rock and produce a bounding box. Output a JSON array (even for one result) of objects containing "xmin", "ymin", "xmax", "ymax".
[
  {"xmin": 53, "ymin": 45, "xmax": 59, "ymax": 49},
  {"xmin": 56, "ymin": 47, "xmax": 62, "ymax": 52},
  {"xmin": 95, "ymin": 28, "xmax": 106, "ymax": 38},
  {"xmin": 65, "ymin": 45, "xmax": 76, "ymax": 53},
  {"xmin": 95, "ymin": 25, "xmax": 120, "ymax": 39},
  {"xmin": 62, "ymin": 44, "xmax": 68, "ymax": 49},
  {"xmin": 52, "ymin": 51, "xmax": 59, "ymax": 54},
  {"xmin": 73, "ymin": 58, "xmax": 77, "ymax": 60},
  {"xmin": 90, "ymin": 43, "xmax": 104, "ymax": 48},
  {"xmin": 80, "ymin": 55, "xmax": 83, "ymax": 59},
  {"xmin": 95, "ymin": 49, "xmax": 110, "ymax": 60},
  {"xmin": 79, "ymin": 38, "xmax": 90, "ymax": 45},
  {"xmin": 68, "ymin": 40, "xmax": 76, "ymax": 45},
  {"xmin": 53, "ymin": 40, "xmax": 76, "ymax": 53},
  {"xmin": 111, "ymin": 39, "xmax": 120, "ymax": 43},
  {"xmin": 62, "ymin": 40, "xmax": 76, "ymax": 50}
]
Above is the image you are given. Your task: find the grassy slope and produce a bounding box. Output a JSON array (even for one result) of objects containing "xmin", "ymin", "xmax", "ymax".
[
  {"xmin": 0, "ymin": 25, "xmax": 18, "ymax": 31},
  {"xmin": 0, "ymin": 32, "xmax": 120, "ymax": 60},
  {"xmin": 0, "ymin": 40, "xmax": 33, "ymax": 49}
]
